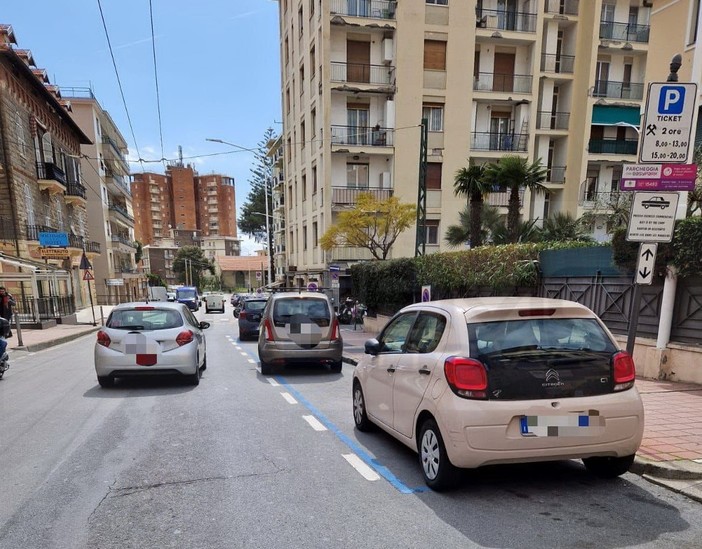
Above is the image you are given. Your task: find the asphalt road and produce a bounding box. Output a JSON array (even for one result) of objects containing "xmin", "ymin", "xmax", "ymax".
[{"xmin": 1, "ymin": 304, "xmax": 701, "ymax": 548}]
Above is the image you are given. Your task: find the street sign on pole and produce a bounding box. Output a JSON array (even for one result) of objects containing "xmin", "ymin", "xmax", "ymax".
[
  {"xmin": 639, "ymin": 82, "xmax": 697, "ymax": 164},
  {"xmin": 83, "ymin": 270, "xmax": 95, "ymax": 281},
  {"xmin": 626, "ymin": 192, "xmax": 680, "ymax": 242},
  {"xmin": 421, "ymin": 285, "xmax": 431, "ymax": 302},
  {"xmin": 620, "ymin": 163, "xmax": 697, "ymax": 191},
  {"xmin": 635, "ymin": 243, "xmax": 658, "ymax": 285}
]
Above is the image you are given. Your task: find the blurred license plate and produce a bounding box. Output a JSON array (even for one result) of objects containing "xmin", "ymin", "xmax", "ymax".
[
  {"xmin": 124, "ymin": 333, "xmax": 160, "ymax": 355},
  {"xmin": 520, "ymin": 412, "xmax": 605, "ymax": 437}
]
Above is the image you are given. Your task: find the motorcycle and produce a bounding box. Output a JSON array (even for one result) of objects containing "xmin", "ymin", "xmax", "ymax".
[
  {"xmin": 0, "ymin": 317, "xmax": 9, "ymax": 380},
  {"xmin": 337, "ymin": 299, "xmax": 367, "ymax": 325}
]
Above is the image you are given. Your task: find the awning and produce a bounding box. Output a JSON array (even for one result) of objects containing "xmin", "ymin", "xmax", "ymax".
[{"xmin": 592, "ymin": 105, "xmax": 641, "ymax": 126}]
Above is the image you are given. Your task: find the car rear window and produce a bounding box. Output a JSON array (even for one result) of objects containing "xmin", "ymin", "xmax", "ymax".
[
  {"xmin": 177, "ymin": 289, "xmax": 197, "ymax": 299},
  {"xmin": 245, "ymin": 300, "xmax": 267, "ymax": 311},
  {"xmin": 273, "ymin": 298, "xmax": 330, "ymax": 326},
  {"xmin": 107, "ymin": 309, "xmax": 184, "ymax": 331}
]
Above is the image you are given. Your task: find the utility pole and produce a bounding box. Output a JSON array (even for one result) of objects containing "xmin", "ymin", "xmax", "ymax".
[{"xmin": 415, "ymin": 118, "xmax": 428, "ymax": 257}]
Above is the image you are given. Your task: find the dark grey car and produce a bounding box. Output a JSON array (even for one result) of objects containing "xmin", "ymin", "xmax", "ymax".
[{"xmin": 237, "ymin": 298, "xmax": 268, "ymax": 341}]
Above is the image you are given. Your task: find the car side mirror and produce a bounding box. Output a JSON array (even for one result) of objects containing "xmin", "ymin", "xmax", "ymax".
[
  {"xmin": 199, "ymin": 321, "xmax": 211, "ymax": 330},
  {"xmin": 364, "ymin": 338, "xmax": 382, "ymax": 355}
]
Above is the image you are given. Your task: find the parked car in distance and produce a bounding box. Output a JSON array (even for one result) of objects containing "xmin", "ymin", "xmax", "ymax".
[
  {"xmin": 237, "ymin": 297, "xmax": 268, "ymax": 341},
  {"xmin": 352, "ymin": 297, "xmax": 643, "ymax": 490},
  {"xmin": 176, "ymin": 286, "xmax": 200, "ymax": 311},
  {"xmin": 258, "ymin": 290, "xmax": 342, "ymax": 374},
  {"xmin": 146, "ymin": 286, "xmax": 168, "ymax": 302},
  {"xmin": 641, "ymin": 196, "xmax": 671, "ymax": 209},
  {"xmin": 203, "ymin": 293, "xmax": 226, "ymax": 313},
  {"xmin": 166, "ymin": 292, "xmax": 176, "ymax": 302},
  {"xmin": 94, "ymin": 302, "xmax": 210, "ymax": 387}
]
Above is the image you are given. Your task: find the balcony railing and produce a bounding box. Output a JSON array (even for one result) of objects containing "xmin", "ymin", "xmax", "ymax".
[
  {"xmin": 330, "ymin": 0, "xmax": 396, "ymax": 19},
  {"xmin": 473, "ymin": 72, "xmax": 532, "ymax": 93},
  {"xmin": 65, "ymin": 181, "xmax": 86, "ymax": 200},
  {"xmin": 471, "ymin": 132, "xmax": 528, "ymax": 152},
  {"xmin": 85, "ymin": 240, "xmax": 101, "ymax": 254},
  {"xmin": 331, "ymin": 186, "xmax": 393, "ymax": 206},
  {"xmin": 593, "ymin": 80, "xmax": 644, "ymax": 100},
  {"xmin": 331, "ymin": 125, "xmax": 394, "ymax": 146},
  {"xmin": 13, "ymin": 295, "xmax": 76, "ymax": 323},
  {"xmin": 330, "ymin": 62, "xmax": 395, "ymax": 85},
  {"xmin": 486, "ymin": 190, "xmax": 524, "ymax": 207},
  {"xmin": 544, "ymin": 0, "xmax": 579, "ymax": 15},
  {"xmin": 105, "ymin": 169, "xmax": 131, "ymax": 196},
  {"xmin": 580, "ymin": 190, "xmax": 621, "ymax": 207},
  {"xmin": 0, "ymin": 218, "xmax": 17, "ymax": 241},
  {"xmin": 25, "ymin": 224, "xmax": 59, "ymax": 241},
  {"xmin": 599, "ymin": 21, "xmax": 650, "ymax": 43},
  {"xmin": 546, "ymin": 166, "xmax": 566, "ymax": 183},
  {"xmin": 108, "ymin": 203, "xmax": 135, "ymax": 222},
  {"xmin": 36, "ymin": 162, "xmax": 67, "ymax": 186},
  {"xmin": 540, "ymin": 53, "xmax": 575, "ymax": 74},
  {"xmin": 588, "ymin": 138, "xmax": 638, "ymax": 155},
  {"xmin": 102, "ymin": 135, "xmax": 128, "ymax": 163},
  {"xmin": 536, "ymin": 111, "xmax": 570, "ymax": 130},
  {"xmin": 111, "ymin": 235, "xmax": 136, "ymax": 249},
  {"xmin": 477, "ymin": 9, "xmax": 537, "ymax": 32}
]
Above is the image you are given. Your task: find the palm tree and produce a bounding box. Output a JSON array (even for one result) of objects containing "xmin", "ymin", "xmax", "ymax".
[
  {"xmin": 483, "ymin": 155, "xmax": 548, "ymax": 243},
  {"xmin": 445, "ymin": 205, "xmax": 505, "ymax": 247},
  {"xmin": 539, "ymin": 212, "xmax": 593, "ymax": 242},
  {"xmin": 453, "ymin": 162, "xmax": 491, "ymax": 248}
]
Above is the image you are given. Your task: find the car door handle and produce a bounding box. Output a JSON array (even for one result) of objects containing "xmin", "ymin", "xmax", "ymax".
[
  {"xmin": 386, "ymin": 366, "xmax": 396, "ymax": 373},
  {"xmin": 418, "ymin": 367, "xmax": 431, "ymax": 375}
]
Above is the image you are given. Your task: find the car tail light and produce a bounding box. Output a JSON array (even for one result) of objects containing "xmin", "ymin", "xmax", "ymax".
[
  {"xmin": 135, "ymin": 306, "xmax": 154, "ymax": 311},
  {"xmin": 97, "ymin": 330, "xmax": 111, "ymax": 348},
  {"xmin": 263, "ymin": 318, "xmax": 275, "ymax": 341},
  {"xmin": 239, "ymin": 310, "xmax": 247, "ymax": 320},
  {"xmin": 518, "ymin": 308, "xmax": 556, "ymax": 317},
  {"xmin": 176, "ymin": 330, "xmax": 194, "ymax": 346},
  {"xmin": 612, "ymin": 351, "xmax": 636, "ymax": 391},
  {"xmin": 330, "ymin": 316, "xmax": 340, "ymax": 341},
  {"xmin": 444, "ymin": 357, "xmax": 488, "ymax": 399}
]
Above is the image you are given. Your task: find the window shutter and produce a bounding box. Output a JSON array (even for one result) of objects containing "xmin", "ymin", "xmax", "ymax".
[
  {"xmin": 424, "ymin": 40, "xmax": 447, "ymax": 70},
  {"xmin": 427, "ymin": 163, "xmax": 442, "ymax": 189}
]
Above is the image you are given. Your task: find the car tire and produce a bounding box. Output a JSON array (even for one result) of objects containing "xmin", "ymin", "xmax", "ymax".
[
  {"xmin": 352, "ymin": 382, "xmax": 373, "ymax": 432},
  {"xmin": 201, "ymin": 354, "xmax": 207, "ymax": 372},
  {"xmin": 97, "ymin": 375, "xmax": 114, "ymax": 388},
  {"xmin": 188, "ymin": 363, "xmax": 201, "ymax": 386},
  {"xmin": 582, "ymin": 454, "xmax": 635, "ymax": 478},
  {"xmin": 260, "ymin": 360, "xmax": 273, "ymax": 375},
  {"xmin": 419, "ymin": 419, "xmax": 458, "ymax": 491},
  {"xmin": 330, "ymin": 361, "xmax": 343, "ymax": 374}
]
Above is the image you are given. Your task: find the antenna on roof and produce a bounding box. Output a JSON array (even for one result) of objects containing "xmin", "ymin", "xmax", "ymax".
[{"xmin": 178, "ymin": 145, "xmax": 184, "ymax": 167}]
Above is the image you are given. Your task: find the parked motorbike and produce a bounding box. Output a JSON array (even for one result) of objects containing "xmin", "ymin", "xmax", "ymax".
[
  {"xmin": 337, "ymin": 299, "xmax": 367, "ymax": 325},
  {"xmin": 0, "ymin": 317, "xmax": 10, "ymax": 380}
]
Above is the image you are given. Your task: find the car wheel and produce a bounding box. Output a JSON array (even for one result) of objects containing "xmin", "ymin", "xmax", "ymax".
[
  {"xmin": 97, "ymin": 375, "xmax": 114, "ymax": 388},
  {"xmin": 330, "ymin": 361, "xmax": 343, "ymax": 374},
  {"xmin": 200, "ymin": 354, "xmax": 207, "ymax": 372},
  {"xmin": 188, "ymin": 362, "xmax": 201, "ymax": 386},
  {"xmin": 352, "ymin": 382, "xmax": 373, "ymax": 432},
  {"xmin": 419, "ymin": 419, "xmax": 458, "ymax": 491},
  {"xmin": 582, "ymin": 454, "xmax": 635, "ymax": 478},
  {"xmin": 260, "ymin": 360, "xmax": 273, "ymax": 375}
]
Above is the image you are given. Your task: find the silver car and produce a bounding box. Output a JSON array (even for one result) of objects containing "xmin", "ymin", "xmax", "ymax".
[
  {"xmin": 94, "ymin": 302, "xmax": 210, "ymax": 387},
  {"xmin": 257, "ymin": 291, "xmax": 343, "ymax": 374}
]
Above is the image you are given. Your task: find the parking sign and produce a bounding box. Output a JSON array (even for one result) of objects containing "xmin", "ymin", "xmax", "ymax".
[{"xmin": 639, "ymin": 82, "xmax": 697, "ymax": 164}]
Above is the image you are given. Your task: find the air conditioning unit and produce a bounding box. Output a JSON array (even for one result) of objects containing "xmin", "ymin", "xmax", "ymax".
[
  {"xmin": 382, "ymin": 38, "xmax": 394, "ymax": 64},
  {"xmin": 379, "ymin": 172, "xmax": 391, "ymax": 188}
]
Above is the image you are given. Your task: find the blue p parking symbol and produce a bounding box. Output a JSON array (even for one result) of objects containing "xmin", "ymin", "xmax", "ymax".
[{"xmin": 658, "ymin": 86, "xmax": 685, "ymax": 115}]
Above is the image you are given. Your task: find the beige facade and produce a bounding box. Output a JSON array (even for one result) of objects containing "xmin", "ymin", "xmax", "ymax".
[
  {"xmin": 63, "ymin": 89, "xmax": 146, "ymax": 304},
  {"xmin": 278, "ymin": 0, "xmax": 656, "ymax": 286}
]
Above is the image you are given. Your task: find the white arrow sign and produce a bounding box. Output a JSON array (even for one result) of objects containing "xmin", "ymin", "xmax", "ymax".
[{"xmin": 636, "ymin": 243, "xmax": 657, "ymax": 285}]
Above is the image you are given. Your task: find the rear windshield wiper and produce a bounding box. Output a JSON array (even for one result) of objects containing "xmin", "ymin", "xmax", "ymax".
[{"xmin": 112, "ymin": 325, "xmax": 145, "ymax": 330}]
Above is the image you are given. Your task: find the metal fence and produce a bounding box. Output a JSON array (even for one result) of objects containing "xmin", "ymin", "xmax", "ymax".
[{"xmin": 13, "ymin": 294, "xmax": 76, "ymax": 323}]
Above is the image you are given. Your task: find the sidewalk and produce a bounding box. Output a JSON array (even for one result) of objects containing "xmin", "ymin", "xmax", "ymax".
[{"xmin": 340, "ymin": 324, "xmax": 702, "ymax": 502}]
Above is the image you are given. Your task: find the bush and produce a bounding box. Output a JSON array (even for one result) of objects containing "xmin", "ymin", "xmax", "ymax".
[{"xmin": 672, "ymin": 217, "xmax": 702, "ymax": 277}]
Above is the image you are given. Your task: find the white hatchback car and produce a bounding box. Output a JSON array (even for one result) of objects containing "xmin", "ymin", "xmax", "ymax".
[
  {"xmin": 94, "ymin": 302, "xmax": 210, "ymax": 387},
  {"xmin": 352, "ymin": 297, "xmax": 644, "ymax": 490}
]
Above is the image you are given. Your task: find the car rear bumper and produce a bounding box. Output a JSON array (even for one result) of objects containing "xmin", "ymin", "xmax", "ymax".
[
  {"xmin": 437, "ymin": 388, "xmax": 644, "ymax": 469},
  {"xmin": 258, "ymin": 340, "xmax": 343, "ymax": 365},
  {"xmin": 95, "ymin": 345, "xmax": 199, "ymax": 377}
]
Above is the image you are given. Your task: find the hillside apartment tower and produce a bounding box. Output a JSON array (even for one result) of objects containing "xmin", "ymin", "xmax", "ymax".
[{"xmin": 277, "ymin": 0, "xmax": 654, "ymax": 291}]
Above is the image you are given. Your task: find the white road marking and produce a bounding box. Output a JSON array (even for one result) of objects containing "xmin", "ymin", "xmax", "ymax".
[
  {"xmin": 303, "ymin": 415, "xmax": 327, "ymax": 431},
  {"xmin": 247, "ymin": 358, "xmax": 256, "ymax": 364},
  {"xmin": 240, "ymin": 352, "xmax": 248, "ymax": 357},
  {"xmin": 342, "ymin": 453, "xmax": 380, "ymax": 481},
  {"xmin": 281, "ymin": 392, "xmax": 297, "ymax": 404},
  {"xmin": 267, "ymin": 378, "xmax": 279, "ymax": 386}
]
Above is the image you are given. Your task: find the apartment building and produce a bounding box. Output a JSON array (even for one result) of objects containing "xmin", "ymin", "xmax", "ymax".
[
  {"xmin": 131, "ymin": 165, "xmax": 238, "ymax": 245},
  {"xmin": 0, "ymin": 25, "xmax": 101, "ymax": 323},
  {"xmin": 278, "ymin": 0, "xmax": 653, "ymax": 287},
  {"xmin": 62, "ymin": 88, "xmax": 146, "ymax": 304},
  {"xmin": 266, "ymin": 135, "xmax": 287, "ymax": 283}
]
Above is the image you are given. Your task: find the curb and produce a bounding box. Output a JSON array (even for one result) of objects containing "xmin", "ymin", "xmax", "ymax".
[
  {"xmin": 631, "ymin": 456, "xmax": 702, "ymax": 481},
  {"xmin": 342, "ymin": 355, "xmax": 359, "ymax": 366},
  {"xmin": 9, "ymin": 326, "xmax": 101, "ymax": 354}
]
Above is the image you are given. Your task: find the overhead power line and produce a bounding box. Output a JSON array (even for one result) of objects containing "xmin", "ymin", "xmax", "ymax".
[{"xmin": 148, "ymin": 0, "xmax": 166, "ymax": 164}]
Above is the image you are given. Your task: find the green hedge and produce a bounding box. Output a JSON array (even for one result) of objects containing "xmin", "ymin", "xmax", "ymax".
[{"xmin": 351, "ymin": 241, "xmax": 599, "ymax": 316}]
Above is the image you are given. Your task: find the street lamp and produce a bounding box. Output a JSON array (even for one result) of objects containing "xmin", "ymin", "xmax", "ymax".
[{"xmin": 206, "ymin": 137, "xmax": 273, "ymax": 286}]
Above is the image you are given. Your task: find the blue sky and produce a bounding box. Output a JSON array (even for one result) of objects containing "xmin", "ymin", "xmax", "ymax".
[{"xmin": 3, "ymin": 0, "xmax": 282, "ymax": 254}]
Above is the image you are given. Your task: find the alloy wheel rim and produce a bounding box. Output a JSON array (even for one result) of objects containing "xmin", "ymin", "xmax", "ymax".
[
  {"xmin": 353, "ymin": 389, "xmax": 364, "ymax": 425},
  {"xmin": 421, "ymin": 430, "xmax": 440, "ymax": 480}
]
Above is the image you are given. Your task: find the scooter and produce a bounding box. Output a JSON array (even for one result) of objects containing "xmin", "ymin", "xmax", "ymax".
[{"xmin": 0, "ymin": 317, "xmax": 9, "ymax": 380}]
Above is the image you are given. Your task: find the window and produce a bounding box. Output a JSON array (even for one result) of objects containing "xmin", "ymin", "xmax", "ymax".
[
  {"xmin": 427, "ymin": 163, "xmax": 442, "ymax": 189},
  {"xmin": 347, "ymin": 163, "xmax": 369, "ymax": 188},
  {"xmin": 426, "ymin": 0, "xmax": 448, "ymax": 4},
  {"xmin": 309, "ymin": 0, "xmax": 315, "ymax": 17},
  {"xmin": 302, "ymin": 173, "xmax": 307, "ymax": 201},
  {"xmin": 405, "ymin": 313, "xmax": 447, "ymax": 354},
  {"xmin": 378, "ymin": 313, "xmax": 417, "ymax": 353},
  {"xmin": 423, "ymin": 40, "xmax": 447, "ymax": 70},
  {"xmin": 310, "ymin": 46, "xmax": 316, "ymax": 77},
  {"xmin": 425, "ymin": 220, "xmax": 439, "ymax": 245},
  {"xmin": 298, "ymin": 6, "xmax": 304, "ymax": 37},
  {"xmin": 312, "ymin": 165, "xmax": 318, "ymax": 194},
  {"xmin": 422, "ymin": 104, "xmax": 444, "ymax": 131},
  {"xmin": 301, "ymin": 121, "xmax": 306, "ymax": 148},
  {"xmin": 311, "ymin": 108, "xmax": 317, "ymax": 138},
  {"xmin": 299, "ymin": 65, "xmax": 305, "ymax": 95},
  {"xmin": 689, "ymin": 0, "xmax": 700, "ymax": 44},
  {"xmin": 15, "ymin": 112, "xmax": 26, "ymax": 158},
  {"xmin": 312, "ymin": 221, "xmax": 318, "ymax": 246},
  {"xmin": 303, "ymin": 225, "xmax": 308, "ymax": 250}
]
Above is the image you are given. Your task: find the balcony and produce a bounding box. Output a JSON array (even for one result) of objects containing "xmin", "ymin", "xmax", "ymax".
[
  {"xmin": 64, "ymin": 181, "xmax": 87, "ymax": 206},
  {"xmin": 329, "ymin": 246, "xmax": 375, "ymax": 261},
  {"xmin": 544, "ymin": 0, "xmax": 579, "ymax": 16},
  {"xmin": 473, "ymin": 72, "xmax": 532, "ymax": 93},
  {"xmin": 108, "ymin": 203, "xmax": 135, "ymax": 224},
  {"xmin": 580, "ymin": 190, "xmax": 621, "ymax": 208},
  {"xmin": 536, "ymin": 111, "xmax": 570, "ymax": 130},
  {"xmin": 102, "ymin": 135, "xmax": 129, "ymax": 167},
  {"xmin": 476, "ymin": 9, "xmax": 537, "ymax": 33},
  {"xmin": 593, "ymin": 80, "xmax": 644, "ymax": 100},
  {"xmin": 86, "ymin": 240, "xmax": 101, "ymax": 254},
  {"xmin": 540, "ymin": 53, "xmax": 575, "ymax": 74},
  {"xmin": 331, "ymin": 186, "xmax": 393, "ymax": 207},
  {"xmin": 36, "ymin": 162, "xmax": 67, "ymax": 194},
  {"xmin": 105, "ymin": 169, "xmax": 131, "ymax": 197},
  {"xmin": 545, "ymin": 166, "xmax": 566, "ymax": 184},
  {"xmin": 111, "ymin": 235, "xmax": 136, "ymax": 248},
  {"xmin": 0, "ymin": 218, "xmax": 17, "ymax": 241},
  {"xmin": 25, "ymin": 224, "xmax": 59, "ymax": 241},
  {"xmin": 588, "ymin": 138, "xmax": 638, "ymax": 155},
  {"xmin": 330, "ymin": 0, "xmax": 396, "ymax": 20},
  {"xmin": 486, "ymin": 190, "xmax": 524, "ymax": 208},
  {"xmin": 599, "ymin": 21, "xmax": 650, "ymax": 43},
  {"xmin": 471, "ymin": 132, "xmax": 528, "ymax": 152},
  {"xmin": 330, "ymin": 62, "xmax": 395, "ymax": 88},
  {"xmin": 331, "ymin": 125, "xmax": 394, "ymax": 147}
]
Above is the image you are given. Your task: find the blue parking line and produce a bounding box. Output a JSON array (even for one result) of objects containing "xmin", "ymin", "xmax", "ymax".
[{"xmin": 277, "ymin": 375, "xmax": 428, "ymax": 494}]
